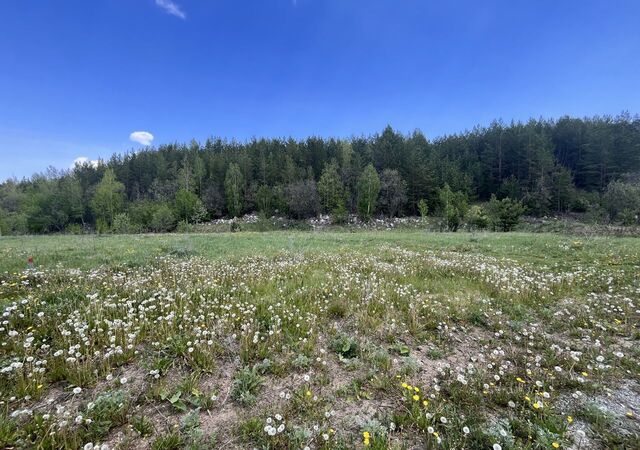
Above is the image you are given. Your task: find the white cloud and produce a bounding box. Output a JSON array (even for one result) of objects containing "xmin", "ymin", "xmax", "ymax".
[
  {"xmin": 129, "ymin": 131, "xmax": 154, "ymax": 146},
  {"xmin": 71, "ymin": 156, "xmax": 99, "ymax": 169},
  {"xmin": 155, "ymin": 0, "xmax": 186, "ymax": 19}
]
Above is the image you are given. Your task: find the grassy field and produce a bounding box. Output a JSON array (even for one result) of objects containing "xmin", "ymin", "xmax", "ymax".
[
  {"xmin": 0, "ymin": 231, "xmax": 638, "ymax": 449},
  {"xmin": 2, "ymin": 231, "xmax": 640, "ymax": 273}
]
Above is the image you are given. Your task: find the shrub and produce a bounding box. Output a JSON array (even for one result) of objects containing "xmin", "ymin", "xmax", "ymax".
[
  {"xmin": 438, "ymin": 184, "xmax": 468, "ymax": 231},
  {"xmin": 331, "ymin": 199, "xmax": 348, "ymax": 225},
  {"xmin": 112, "ymin": 213, "xmax": 133, "ymax": 234},
  {"xmin": 486, "ymin": 195, "xmax": 525, "ymax": 231},
  {"xmin": 65, "ymin": 223, "xmax": 83, "ymax": 235},
  {"xmin": 467, "ymin": 205, "xmax": 489, "ymax": 229},
  {"xmin": 284, "ymin": 180, "xmax": 319, "ymax": 219},
  {"xmin": 417, "ymin": 199, "xmax": 429, "ymax": 221},
  {"xmin": 150, "ymin": 205, "xmax": 176, "ymax": 232},
  {"xmin": 603, "ymin": 180, "xmax": 640, "ymax": 224}
]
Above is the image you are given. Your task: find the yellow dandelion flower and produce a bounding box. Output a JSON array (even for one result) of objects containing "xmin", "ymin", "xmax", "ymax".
[
  {"xmin": 552, "ymin": 443, "xmax": 560, "ymax": 448},
  {"xmin": 306, "ymin": 390, "xmax": 312, "ymax": 397},
  {"xmin": 423, "ymin": 400, "xmax": 429, "ymax": 407},
  {"xmin": 567, "ymin": 416, "xmax": 573, "ymax": 424},
  {"xmin": 581, "ymin": 372, "xmax": 588, "ymax": 377},
  {"xmin": 412, "ymin": 394, "xmax": 420, "ymax": 401},
  {"xmin": 516, "ymin": 377, "xmax": 526, "ymax": 383},
  {"xmin": 414, "ymin": 387, "xmax": 420, "ymax": 392},
  {"xmin": 401, "ymin": 382, "xmax": 408, "ymax": 388}
]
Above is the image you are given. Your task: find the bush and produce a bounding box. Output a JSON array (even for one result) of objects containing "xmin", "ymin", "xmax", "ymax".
[
  {"xmin": 150, "ymin": 205, "xmax": 177, "ymax": 232},
  {"xmin": 112, "ymin": 213, "xmax": 133, "ymax": 234},
  {"xmin": 176, "ymin": 220, "xmax": 193, "ymax": 233},
  {"xmin": 331, "ymin": 199, "xmax": 348, "ymax": 224},
  {"xmin": 618, "ymin": 208, "xmax": 638, "ymax": 226},
  {"xmin": 417, "ymin": 199, "xmax": 429, "ymax": 221},
  {"xmin": 174, "ymin": 189, "xmax": 205, "ymax": 223},
  {"xmin": 0, "ymin": 210, "xmax": 28, "ymax": 235},
  {"xmin": 65, "ymin": 223, "xmax": 83, "ymax": 235},
  {"xmin": 284, "ymin": 180, "xmax": 319, "ymax": 219},
  {"xmin": 467, "ymin": 205, "xmax": 489, "ymax": 230},
  {"xmin": 438, "ymin": 184, "xmax": 468, "ymax": 231},
  {"xmin": 603, "ymin": 180, "xmax": 640, "ymax": 224},
  {"xmin": 486, "ymin": 195, "xmax": 525, "ymax": 231}
]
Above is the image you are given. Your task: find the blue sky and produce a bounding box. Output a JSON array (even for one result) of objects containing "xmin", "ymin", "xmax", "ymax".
[{"xmin": 1, "ymin": 0, "xmax": 639, "ymax": 181}]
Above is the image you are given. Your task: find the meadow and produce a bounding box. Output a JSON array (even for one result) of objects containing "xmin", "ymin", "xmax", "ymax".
[{"xmin": 0, "ymin": 231, "xmax": 638, "ymax": 449}]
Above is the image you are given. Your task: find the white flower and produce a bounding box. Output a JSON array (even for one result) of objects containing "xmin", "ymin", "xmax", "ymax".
[
  {"xmin": 493, "ymin": 445, "xmax": 502, "ymax": 450},
  {"xmin": 83, "ymin": 444, "xmax": 94, "ymax": 450},
  {"xmin": 440, "ymin": 416, "xmax": 447, "ymax": 424},
  {"xmin": 120, "ymin": 377, "xmax": 127, "ymax": 385},
  {"xmin": 463, "ymin": 426, "xmax": 470, "ymax": 434},
  {"xmin": 73, "ymin": 387, "xmax": 82, "ymax": 394}
]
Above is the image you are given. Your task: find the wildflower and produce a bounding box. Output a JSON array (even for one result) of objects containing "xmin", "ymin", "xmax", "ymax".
[
  {"xmin": 516, "ymin": 377, "xmax": 525, "ymax": 383},
  {"xmin": 552, "ymin": 443, "xmax": 560, "ymax": 448},
  {"xmin": 493, "ymin": 444, "xmax": 502, "ymax": 450},
  {"xmin": 73, "ymin": 387, "xmax": 82, "ymax": 394},
  {"xmin": 412, "ymin": 394, "xmax": 419, "ymax": 401},
  {"xmin": 567, "ymin": 416, "xmax": 573, "ymax": 424},
  {"xmin": 440, "ymin": 416, "xmax": 447, "ymax": 424},
  {"xmin": 463, "ymin": 426, "xmax": 470, "ymax": 434}
]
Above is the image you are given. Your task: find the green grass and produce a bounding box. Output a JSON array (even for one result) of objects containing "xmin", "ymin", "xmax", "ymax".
[
  {"xmin": 0, "ymin": 229, "xmax": 638, "ymax": 449},
  {"xmin": 1, "ymin": 230, "xmax": 639, "ymax": 273}
]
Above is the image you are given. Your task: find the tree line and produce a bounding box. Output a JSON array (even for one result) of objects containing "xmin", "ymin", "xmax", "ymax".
[{"xmin": 1, "ymin": 113, "xmax": 639, "ymax": 234}]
